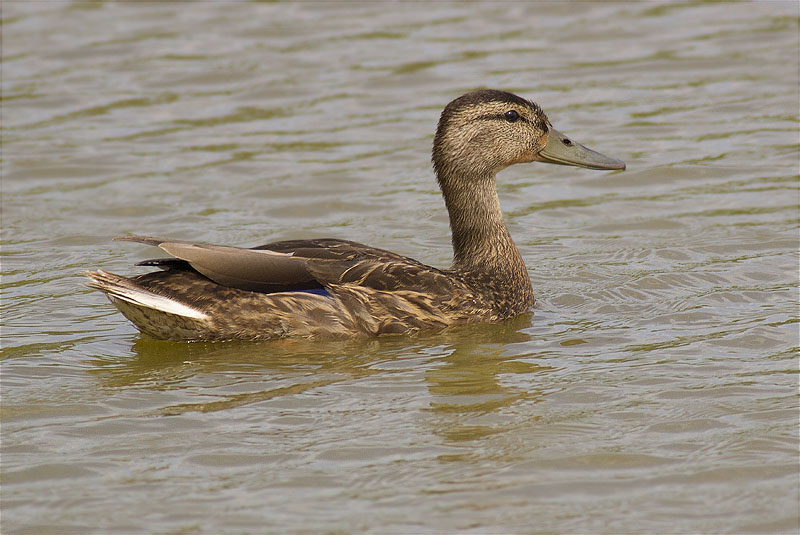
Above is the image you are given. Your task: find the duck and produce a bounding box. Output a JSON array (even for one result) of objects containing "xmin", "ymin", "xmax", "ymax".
[{"xmin": 85, "ymin": 89, "xmax": 625, "ymax": 341}]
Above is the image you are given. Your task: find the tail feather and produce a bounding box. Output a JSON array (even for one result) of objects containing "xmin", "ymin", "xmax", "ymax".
[{"xmin": 84, "ymin": 270, "xmax": 208, "ymax": 320}]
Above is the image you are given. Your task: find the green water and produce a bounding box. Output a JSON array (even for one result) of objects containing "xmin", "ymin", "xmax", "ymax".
[{"xmin": 2, "ymin": 2, "xmax": 798, "ymax": 533}]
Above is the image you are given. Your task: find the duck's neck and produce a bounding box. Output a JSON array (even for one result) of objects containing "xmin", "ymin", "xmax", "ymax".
[{"xmin": 439, "ymin": 171, "xmax": 528, "ymax": 279}]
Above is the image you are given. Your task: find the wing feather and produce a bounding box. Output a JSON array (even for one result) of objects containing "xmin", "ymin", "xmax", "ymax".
[{"xmin": 116, "ymin": 235, "xmax": 461, "ymax": 298}]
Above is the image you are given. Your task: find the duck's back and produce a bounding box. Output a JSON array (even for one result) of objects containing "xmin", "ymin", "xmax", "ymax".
[{"xmin": 85, "ymin": 237, "xmax": 490, "ymax": 341}]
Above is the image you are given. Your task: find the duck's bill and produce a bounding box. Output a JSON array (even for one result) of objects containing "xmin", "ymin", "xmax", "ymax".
[{"xmin": 538, "ymin": 128, "xmax": 625, "ymax": 170}]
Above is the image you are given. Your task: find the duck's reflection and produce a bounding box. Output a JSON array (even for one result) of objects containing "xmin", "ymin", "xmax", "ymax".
[
  {"xmin": 421, "ymin": 314, "xmax": 548, "ymax": 444},
  {"xmin": 90, "ymin": 314, "xmax": 548, "ymax": 425}
]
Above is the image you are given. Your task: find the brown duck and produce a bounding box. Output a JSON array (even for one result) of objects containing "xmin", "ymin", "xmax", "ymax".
[{"xmin": 85, "ymin": 90, "xmax": 625, "ymax": 341}]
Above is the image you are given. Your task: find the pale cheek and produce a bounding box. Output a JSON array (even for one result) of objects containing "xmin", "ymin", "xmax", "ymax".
[
  {"xmin": 524, "ymin": 133, "xmax": 548, "ymax": 163},
  {"xmin": 508, "ymin": 146, "xmax": 539, "ymax": 164},
  {"xmin": 526, "ymin": 138, "xmax": 548, "ymax": 163}
]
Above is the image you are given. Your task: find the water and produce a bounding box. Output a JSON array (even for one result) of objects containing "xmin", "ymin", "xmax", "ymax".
[{"xmin": 2, "ymin": 2, "xmax": 798, "ymax": 533}]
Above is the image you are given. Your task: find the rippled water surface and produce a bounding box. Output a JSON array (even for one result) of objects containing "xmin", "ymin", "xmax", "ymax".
[{"xmin": 2, "ymin": 2, "xmax": 799, "ymax": 534}]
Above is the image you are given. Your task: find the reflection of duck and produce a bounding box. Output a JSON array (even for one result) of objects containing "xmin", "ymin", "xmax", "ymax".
[
  {"xmin": 94, "ymin": 314, "xmax": 539, "ymax": 417},
  {"xmin": 85, "ymin": 90, "xmax": 624, "ymax": 341}
]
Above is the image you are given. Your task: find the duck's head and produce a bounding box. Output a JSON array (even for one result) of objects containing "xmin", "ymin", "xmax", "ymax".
[{"xmin": 432, "ymin": 89, "xmax": 625, "ymax": 187}]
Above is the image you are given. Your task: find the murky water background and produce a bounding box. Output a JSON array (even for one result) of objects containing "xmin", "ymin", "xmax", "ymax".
[{"xmin": 2, "ymin": 2, "xmax": 798, "ymax": 533}]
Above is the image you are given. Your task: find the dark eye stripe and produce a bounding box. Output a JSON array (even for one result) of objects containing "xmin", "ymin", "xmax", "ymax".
[{"xmin": 473, "ymin": 113, "xmax": 532, "ymax": 124}]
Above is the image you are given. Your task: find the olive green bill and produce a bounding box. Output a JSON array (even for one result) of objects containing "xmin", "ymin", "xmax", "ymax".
[{"xmin": 538, "ymin": 128, "xmax": 625, "ymax": 170}]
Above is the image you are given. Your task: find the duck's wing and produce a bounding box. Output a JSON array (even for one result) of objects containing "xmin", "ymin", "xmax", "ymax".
[
  {"xmin": 115, "ymin": 236, "xmax": 460, "ymax": 296},
  {"xmin": 263, "ymin": 238, "xmax": 464, "ymax": 296},
  {"xmin": 116, "ymin": 236, "xmax": 315, "ymax": 292}
]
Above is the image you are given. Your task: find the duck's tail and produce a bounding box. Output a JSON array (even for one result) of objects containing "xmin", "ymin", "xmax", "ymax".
[{"xmin": 84, "ymin": 270, "xmax": 211, "ymax": 340}]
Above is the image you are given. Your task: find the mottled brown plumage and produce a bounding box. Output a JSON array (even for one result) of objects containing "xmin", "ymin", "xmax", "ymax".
[{"xmin": 85, "ymin": 89, "xmax": 625, "ymax": 341}]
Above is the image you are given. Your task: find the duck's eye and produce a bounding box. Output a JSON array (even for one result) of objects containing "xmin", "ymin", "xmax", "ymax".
[{"xmin": 504, "ymin": 110, "xmax": 520, "ymax": 123}]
